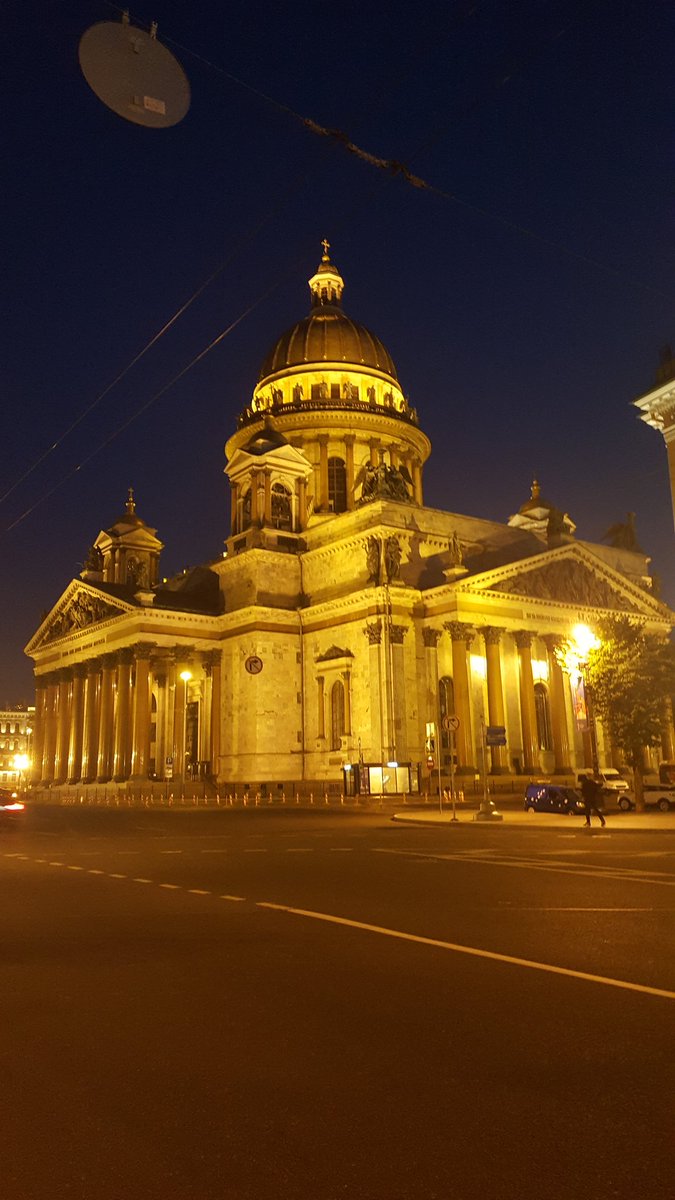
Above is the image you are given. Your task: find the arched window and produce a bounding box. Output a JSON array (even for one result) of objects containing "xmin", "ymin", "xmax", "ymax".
[
  {"xmin": 534, "ymin": 683, "xmax": 553, "ymax": 751},
  {"xmin": 330, "ymin": 680, "xmax": 345, "ymax": 750},
  {"xmin": 328, "ymin": 457, "xmax": 347, "ymax": 513},
  {"xmin": 271, "ymin": 482, "xmax": 292, "ymax": 530},
  {"xmin": 439, "ymin": 676, "xmax": 455, "ymax": 751}
]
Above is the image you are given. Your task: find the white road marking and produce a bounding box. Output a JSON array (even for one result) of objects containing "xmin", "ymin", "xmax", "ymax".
[
  {"xmin": 498, "ymin": 905, "xmax": 659, "ymax": 912},
  {"xmin": 87, "ymin": 869, "xmax": 105, "ymax": 875},
  {"xmin": 243, "ymin": 848, "xmax": 268, "ymax": 853},
  {"xmin": 220, "ymin": 894, "xmax": 246, "ymax": 902},
  {"xmin": 108, "ymin": 872, "xmax": 127, "ymax": 879},
  {"xmin": 188, "ymin": 888, "xmax": 211, "ymax": 895},
  {"xmin": 159, "ymin": 883, "xmax": 181, "ymax": 890},
  {"xmin": 132, "ymin": 877, "xmax": 153, "ymax": 884},
  {"xmin": 374, "ymin": 847, "xmax": 675, "ymax": 886},
  {"xmin": 160, "ymin": 850, "xmax": 182, "ymax": 855},
  {"xmin": 286, "ymin": 848, "xmax": 313, "ymax": 853},
  {"xmin": 329, "ymin": 848, "xmax": 354, "ymax": 852},
  {"xmin": 200, "ymin": 849, "xmax": 228, "ymax": 854},
  {"xmin": 66, "ymin": 865, "xmax": 84, "ymax": 871},
  {"xmin": 256, "ymin": 902, "xmax": 675, "ymax": 1001},
  {"xmin": 49, "ymin": 861, "xmax": 64, "ymax": 867}
]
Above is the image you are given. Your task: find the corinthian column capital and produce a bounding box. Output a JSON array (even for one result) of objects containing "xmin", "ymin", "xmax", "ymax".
[{"xmin": 445, "ymin": 620, "xmax": 475, "ymax": 646}]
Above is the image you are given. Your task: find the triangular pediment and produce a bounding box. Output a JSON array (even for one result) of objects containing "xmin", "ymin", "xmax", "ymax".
[
  {"xmin": 455, "ymin": 545, "xmax": 670, "ymax": 620},
  {"xmin": 27, "ymin": 582, "xmax": 134, "ymax": 652}
]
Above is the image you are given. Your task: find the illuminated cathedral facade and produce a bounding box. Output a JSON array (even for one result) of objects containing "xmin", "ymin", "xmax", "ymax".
[{"xmin": 26, "ymin": 247, "xmax": 675, "ymax": 796}]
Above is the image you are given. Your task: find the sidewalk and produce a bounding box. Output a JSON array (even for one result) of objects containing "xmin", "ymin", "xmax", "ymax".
[{"xmin": 392, "ymin": 807, "xmax": 675, "ymax": 832}]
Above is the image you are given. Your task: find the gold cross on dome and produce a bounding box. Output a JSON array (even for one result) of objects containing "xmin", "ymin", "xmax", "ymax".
[{"xmin": 321, "ymin": 238, "xmax": 330, "ymax": 258}]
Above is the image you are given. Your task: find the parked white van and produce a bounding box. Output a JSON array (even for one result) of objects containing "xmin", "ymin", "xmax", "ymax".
[{"xmin": 575, "ymin": 768, "xmax": 630, "ymax": 793}]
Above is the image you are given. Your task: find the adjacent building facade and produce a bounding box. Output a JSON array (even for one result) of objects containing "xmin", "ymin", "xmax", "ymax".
[{"xmin": 26, "ymin": 248, "xmax": 675, "ymax": 795}]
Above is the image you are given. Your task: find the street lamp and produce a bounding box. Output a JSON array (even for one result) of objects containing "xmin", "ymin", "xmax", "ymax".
[
  {"xmin": 179, "ymin": 669, "xmax": 192, "ymax": 782},
  {"xmin": 557, "ymin": 623, "xmax": 601, "ymax": 774},
  {"xmin": 12, "ymin": 752, "xmax": 29, "ymax": 795}
]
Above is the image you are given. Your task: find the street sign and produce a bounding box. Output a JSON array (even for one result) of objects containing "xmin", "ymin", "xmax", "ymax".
[
  {"xmin": 442, "ymin": 715, "xmax": 460, "ymax": 732},
  {"xmin": 486, "ymin": 725, "xmax": 507, "ymax": 746}
]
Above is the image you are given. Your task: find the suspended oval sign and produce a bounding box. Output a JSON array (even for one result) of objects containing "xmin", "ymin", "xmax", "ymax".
[{"xmin": 78, "ymin": 18, "xmax": 190, "ymax": 128}]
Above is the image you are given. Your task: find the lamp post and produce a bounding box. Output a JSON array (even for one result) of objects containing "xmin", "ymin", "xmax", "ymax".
[
  {"xmin": 557, "ymin": 623, "xmax": 600, "ymax": 774},
  {"xmin": 12, "ymin": 753, "xmax": 29, "ymax": 796},
  {"xmin": 179, "ymin": 669, "xmax": 192, "ymax": 785}
]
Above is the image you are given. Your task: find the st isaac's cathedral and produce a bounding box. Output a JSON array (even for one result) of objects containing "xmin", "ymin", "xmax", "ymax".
[{"xmin": 26, "ymin": 246, "xmax": 675, "ymax": 797}]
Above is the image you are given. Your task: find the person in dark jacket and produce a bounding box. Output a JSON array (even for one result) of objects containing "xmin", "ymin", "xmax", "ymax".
[{"xmin": 579, "ymin": 773, "xmax": 606, "ymax": 827}]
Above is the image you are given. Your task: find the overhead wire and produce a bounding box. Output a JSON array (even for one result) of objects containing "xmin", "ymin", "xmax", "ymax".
[{"xmin": 6, "ymin": 1, "xmax": 666, "ymax": 533}]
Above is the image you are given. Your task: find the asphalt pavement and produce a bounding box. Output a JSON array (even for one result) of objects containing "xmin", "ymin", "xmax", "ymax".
[{"xmin": 2, "ymin": 808, "xmax": 673, "ymax": 1200}]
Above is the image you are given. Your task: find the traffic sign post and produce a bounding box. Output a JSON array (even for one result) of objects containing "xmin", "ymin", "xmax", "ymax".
[
  {"xmin": 442, "ymin": 715, "xmax": 460, "ymax": 822},
  {"xmin": 475, "ymin": 716, "xmax": 503, "ymax": 822}
]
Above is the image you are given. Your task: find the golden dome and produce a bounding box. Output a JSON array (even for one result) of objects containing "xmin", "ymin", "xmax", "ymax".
[{"xmin": 257, "ymin": 245, "xmax": 399, "ymax": 385}]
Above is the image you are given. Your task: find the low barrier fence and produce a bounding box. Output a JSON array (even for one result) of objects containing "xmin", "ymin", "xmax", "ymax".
[{"xmin": 26, "ymin": 775, "xmax": 547, "ymax": 809}]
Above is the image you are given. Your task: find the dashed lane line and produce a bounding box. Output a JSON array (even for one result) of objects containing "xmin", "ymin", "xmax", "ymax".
[{"xmin": 11, "ymin": 853, "xmax": 674, "ymax": 998}]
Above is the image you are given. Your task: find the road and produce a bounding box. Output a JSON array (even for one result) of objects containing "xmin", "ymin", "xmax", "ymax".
[{"xmin": 2, "ymin": 808, "xmax": 674, "ymax": 1200}]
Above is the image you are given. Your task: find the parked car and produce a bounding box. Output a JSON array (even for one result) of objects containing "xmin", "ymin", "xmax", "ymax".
[
  {"xmin": 617, "ymin": 789, "xmax": 675, "ymax": 812},
  {"xmin": 0, "ymin": 786, "xmax": 25, "ymax": 824},
  {"xmin": 524, "ymin": 783, "xmax": 585, "ymax": 815}
]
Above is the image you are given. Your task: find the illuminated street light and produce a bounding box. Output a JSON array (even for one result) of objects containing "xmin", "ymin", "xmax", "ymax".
[
  {"xmin": 12, "ymin": 752, "xmax": 30, "ymax": 794},
  {"xmin": 179, "ymin": 670, "xmax": 193, "ymax": 783},
  {"xmin": 557, "ymin": 623, "xmax": 601, "ymax": 775}
]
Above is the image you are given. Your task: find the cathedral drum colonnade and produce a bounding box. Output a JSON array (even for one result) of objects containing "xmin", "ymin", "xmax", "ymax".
[{"xmin": 26, "ymin": 246, "xmax": 675, "ymax": 792}]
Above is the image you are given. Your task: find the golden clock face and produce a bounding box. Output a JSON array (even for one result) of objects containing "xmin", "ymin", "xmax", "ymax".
[{"xmin": 245, "ymin": 655, "xmax": 263, "ymax": 675}]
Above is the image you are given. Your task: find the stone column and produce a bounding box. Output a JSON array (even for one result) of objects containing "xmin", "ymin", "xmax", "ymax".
[
  {"xmin": 113, "ymin": 649, "xmax": 133, "ymax": 780},
  {"xmin": 481, "ymin": 627, "xmax": 508, "ymax": 773},
  {"xmin": 342, "ymin": 670, "xmax": 352, "ymax": 735},
  {"xmin": 97, "ymin": 654, "xmax": 117, "ymax": 781},
  {"xmin": 543, "ymin": 635, "xmax": 573, "ymax": 773},
  {"xmin": 445, "ymin": 622, "xmax": 476, "ymax": 772},
  {"xmin": 263, "ymin": 468, "xmax": 272, "ymax": 525},
  {"xmin": 67, "ymin": 665, "xmax": 86, "ymax": 782},
  {"xmin": 230, "ymin": 482, "xmax": 239, "ymax": 536},
  {"xmin": 172, "ymin": 661, "xmax": 191, "ymax": 780},
  {"xmin": 422, "ymin": 628, "xmax": 441, "ymax": 759},
  {"xmin": 41, "ymin": 673, "xmax": 59, "ymax": 783},
  {"xmin": 412, "ymin": 461, "xmax": 423, "ymax": 505},
  {"xmin": 32, "ymin": 677, "xmax": 48, "ymax": 784},
  {"xmin": 153, "ymin": 669, "xmax": 168, "ymax": 777},
  {"xmin": 514, "ymin": 631, "xmax": 539, "ymax": 773},
  {"xmin": 318, "ymin": 436, "xmax": 329, "ymax": 510},
  {"xmin": 81, "ymin": 659, "xmax": 101, "ymax": 782},
  {"xmin": 250, "ymin": 470, "xmax": 261, "ymax": 525},
  {"xmin": 317, "ymin": 676, "xmax": 325, "ymax": 739},
  {"xmin": 369, "ymin": 438, "xmax": 380, "ymax": 468},
  {"xmin": 203, "ymin": 651, "xmax": 222, "ymax": 778},
  {"xmin": 344, "ymin": 435, "xmax": 355, "ymax": 509},
  {"xmin": 54, "ymin": 669, "xmax": 72, "ymax": 783},
  {"xmin": 130, "ymin": 643, "xmax": 154, "ymax": 779},
  {"xmin": 297, "ymin": 477, "xmax": 308, "ymax": 530}
]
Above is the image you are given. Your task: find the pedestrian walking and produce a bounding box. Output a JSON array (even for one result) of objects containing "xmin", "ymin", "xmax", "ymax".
[{"xmin": 579, "ymin": 773, "xmax": 606, "ymax": 827}]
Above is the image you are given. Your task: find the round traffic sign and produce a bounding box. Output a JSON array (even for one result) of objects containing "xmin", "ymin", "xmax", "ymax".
[{"xmin": 442, "ymin": 715, "xmax": 460, "ymax": 732}]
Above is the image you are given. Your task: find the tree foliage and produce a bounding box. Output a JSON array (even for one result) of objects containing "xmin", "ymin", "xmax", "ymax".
[{"xmin": 585, "ymin": 617, "xmax": 675, "ymax": 806}]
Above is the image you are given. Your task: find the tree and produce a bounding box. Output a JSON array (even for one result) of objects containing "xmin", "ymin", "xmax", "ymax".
[{"xmin": 585, "ymin": 616, "xmax": 675, "ymax": 810}]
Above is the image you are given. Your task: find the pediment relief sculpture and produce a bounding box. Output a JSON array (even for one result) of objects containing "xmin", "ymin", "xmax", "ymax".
[
  {"xmin": 36, "ymin": 591, "xmax": 125, "ymax": 646},
  {"xmin": 487, "ymin": 559, "xmax": 640, "ymax": 612}
]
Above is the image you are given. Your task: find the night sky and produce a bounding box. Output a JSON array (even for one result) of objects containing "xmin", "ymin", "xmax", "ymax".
[{"xmin": 3, "ymin": 0, "xmax": 675, "ymax": 703}]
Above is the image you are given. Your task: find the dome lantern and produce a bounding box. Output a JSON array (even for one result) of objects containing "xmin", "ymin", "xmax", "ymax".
[{"xmin": 307, "ymin": 239, "xmax": 344, "ymax": 308}]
